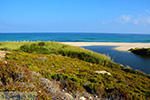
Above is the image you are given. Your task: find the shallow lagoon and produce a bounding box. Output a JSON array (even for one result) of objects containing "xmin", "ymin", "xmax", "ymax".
[{"xmin": 82, "ymin": 46, "xmax": 150, "ymax": 74}]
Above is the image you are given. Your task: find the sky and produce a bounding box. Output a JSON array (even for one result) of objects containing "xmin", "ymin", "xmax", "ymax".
[{"xmin": 0, "ymin": 0, "xmax": 150, "ymax": 34}]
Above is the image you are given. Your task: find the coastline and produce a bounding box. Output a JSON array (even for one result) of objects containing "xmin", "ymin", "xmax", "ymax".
[{"xmin": 62, "ymin": 42, "xmax": 150, "ymax": 51}]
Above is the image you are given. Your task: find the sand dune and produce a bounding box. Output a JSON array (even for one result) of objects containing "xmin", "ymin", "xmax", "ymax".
[{"xmin": 62, "ymin": 42, "xmax": 150, "ymax": 51}]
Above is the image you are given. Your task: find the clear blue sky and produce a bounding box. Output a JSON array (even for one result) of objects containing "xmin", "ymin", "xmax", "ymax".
[{"xmin": 0, "ymin": 0, "xmax": 150, "ymax": 33}]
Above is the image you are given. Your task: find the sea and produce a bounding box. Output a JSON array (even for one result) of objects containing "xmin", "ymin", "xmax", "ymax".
[
  {"xmin": 0, "ymin": 33, "xmax": 150, "ymax": 42},
  {"xmin": 0, "ymin": 33, "xmax": 150, "ymax": 74}
]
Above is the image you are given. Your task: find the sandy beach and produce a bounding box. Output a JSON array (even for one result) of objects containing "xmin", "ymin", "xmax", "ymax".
[{"xmin": 62, "ymin": 42, "xmax": 150, "ymax": 51}]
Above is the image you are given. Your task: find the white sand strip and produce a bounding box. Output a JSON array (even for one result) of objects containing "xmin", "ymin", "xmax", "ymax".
[{"xmin": 62, "ymin": 42, "xmax": 150, "ymax": 51}]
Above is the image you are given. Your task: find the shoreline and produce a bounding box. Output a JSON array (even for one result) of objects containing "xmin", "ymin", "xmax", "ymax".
[{"xmin": 62, "ymin": 42, "xmax": 150, "ymax": 51}]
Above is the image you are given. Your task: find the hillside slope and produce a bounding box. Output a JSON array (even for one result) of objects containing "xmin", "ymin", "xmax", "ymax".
[{"xmin": 0, "ymin": 41, "xmax": 150, "ymax": 100}]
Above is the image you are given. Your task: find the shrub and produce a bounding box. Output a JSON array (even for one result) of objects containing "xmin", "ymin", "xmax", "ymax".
[
  {"xmin": 30, "ymin": 43, "xmax": 37, "ymax": 51},
  {"xmin": 40, "ymin": 69, "xmax": 52, "ymax": 80},
  {"xmin": 38, "ymin": 42, "xmax": 46, "ymax": 47},
  {"xmin": 0, "ymin": 43, "xmax": 3, "ymax": 45},
  {"xmin": 20, "ymin": 45, "xmax": 30, "ymax": 52},
  {"xmin": 58, "ymin": 50, "xmax": 110, "ymax": 66},
  {"xmin": 20, "ymin": 43, "xmax": 49, "ymax": 54},
  {"xmin": 145, "ymin": 91, "xmax": 150, "ymax": 98},
  {"xmin": 88, "ymin": 78, "xmax": 97, "ymax": 83},
  {"xmin": 66, "ymin": 81, "xmax": 84, "ymax": 93},
  {"xmin": 0, "ymin": 47, "xmax": 10, "ymax": 51},
  {"xmin": 19, "ymin": 42, "xmax": 111, "ymax": 66},
  {"xmin": 95, "ymin": 84, "xmax": 105, "ymax": 96},
  {"xmin": 83, "ymin": 83, "xmax": 96, "ymax": 94},
  {"xmin": 51, "ymin": 73, "xmax": 69, "ymax": 81},
  {"xmin": 130, "ymin": 48, "xmax": 150, "ymax": 56},
  {"xmin": 123, "ymin": 68, "xmax": 136, "ymax": 74}
]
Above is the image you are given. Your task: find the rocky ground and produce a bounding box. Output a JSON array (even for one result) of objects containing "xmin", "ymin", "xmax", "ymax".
[{"xmin": 0, "ymin": 51, "xmax": 6, "ymax": 60}]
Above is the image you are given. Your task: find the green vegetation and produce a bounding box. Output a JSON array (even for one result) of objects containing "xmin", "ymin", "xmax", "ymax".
[
  {"xmin": 0, "ymin": 41, "xmax": 150, "ymax": 99},
  {"xmin": 129, "ymin": 48, "xmax": 150, "ymax": 56},
  {"xmin": 0, "ymin": 41, "xmax": 111, "ymax": 66}
]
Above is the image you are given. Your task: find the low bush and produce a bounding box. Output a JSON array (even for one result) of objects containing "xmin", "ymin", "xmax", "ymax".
[
  {"xmin": 20, "ymin": 44, "xmax": 30, "ymax": 52},
  {"xmin": 51, "ymin": 73, "xmax": 69, "ymax": 81},
  {"xmin": 38, "ymin": 42, "xmax": 46, "ymax": 46},
  {"xmin": 0, "ymin": 47, "xmax": 10, "ymax": 51},
  {"xmin": 58, "ymin": 50, "xmax": 105, "ymax": 65},
  {"xmin": 20, "ymin": 43, "xmax": 50, "ymax": 54},
  {"xmin": 130, "ymin": 48, "xmax": 150, "ymax": 56},
  {"xmin": 123, "ymin": 68, "xmax": 136, "ymax": 74},
  {"xmin": 19, "ymin": 42, "xmax": 111, "ymax": 66},
  {"xmin": 40, "ymin": 69, "xmax": 52, "ymax": 80},
  {"xmin": 84, "ymin": 83, "xmax": 96, "ymax": 94},
  {"xmin": 66, "ymin": 80, "xmax": 85, "ymax": 93}
]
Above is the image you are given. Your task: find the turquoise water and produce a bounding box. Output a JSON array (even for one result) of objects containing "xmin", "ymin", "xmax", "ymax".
[{"xmin": 0, "ymin": 33, "xmax": 150, "ymax": 42}]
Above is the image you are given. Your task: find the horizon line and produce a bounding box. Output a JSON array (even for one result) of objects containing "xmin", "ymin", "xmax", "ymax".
[{"xmin": 0, "ymin": 31, "xmax": 149, "ymax": 35}]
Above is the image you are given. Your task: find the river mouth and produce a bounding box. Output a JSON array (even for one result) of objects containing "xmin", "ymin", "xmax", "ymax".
[{"xmin": 82, "ymin": 46, "xmax": 150, "ymax": 74}]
